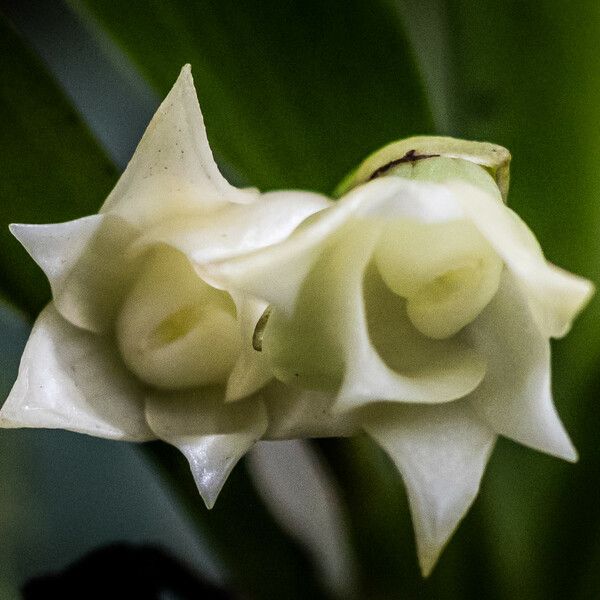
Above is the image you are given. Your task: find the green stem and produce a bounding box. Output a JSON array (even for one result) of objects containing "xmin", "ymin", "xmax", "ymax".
[{"xmin": 142, "ymin": 441, "xmax": 331, "ymax": 600}]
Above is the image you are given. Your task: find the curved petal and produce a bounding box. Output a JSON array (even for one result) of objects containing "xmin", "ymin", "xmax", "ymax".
[
  {"xmin": 145, "ymin": 388, "xmax": 268, "ymax": 508},
  {"xmin": 466, "ymin": 271, "xmax": 577, "ymax": 461},
  {"xmin": 101, "ymin": 64, "xmax": 252, "ymax": 226},
  {"xmin": 262, "ymin": 221, "xmax": 486, "ymax": 411},
  {"xmin": 451, "ymin": 182, "xmax": 594, "ymax": 338},
  {"xmin": 335, "ymin": 257, "xmax": 486, "ymax": 410},
  {"xmin": 207, "ymin": 178, "xmax": 485, "ymax": 410},
  {"xmin": 206, "ymin": 178, "xmax": 463, "ymax": 313},
  {"xmin": 10, "ymin": 215, "xmax": 139, "ymax": 333},
  {"xmin": 363, "ymin": 402, "xmax": 495, "ymax": 576},
  {"xmin": 130, "ymin": 190, "xmax": 331, "ymax": 265},
  {"xmin": 0, "ymin": 304, "xmax": 152, "ymax": 441}
]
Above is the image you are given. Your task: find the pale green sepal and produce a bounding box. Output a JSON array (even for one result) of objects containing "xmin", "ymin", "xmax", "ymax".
[{"xmin": 336, "ymin": 136, "xmax": 510, "ymax": 201}]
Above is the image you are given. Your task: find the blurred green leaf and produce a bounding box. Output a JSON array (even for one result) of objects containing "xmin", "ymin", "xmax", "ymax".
[
  {"xmin": 0, "ymin": 12, "xmax": 118, "ymax": 315},
  {"xmin": 441, "ymin": 2, "xmax": 600, "ymax": 597},
  {"xmin": 71, "ymin": 0, "xmax": 435, "ymax": 193}
]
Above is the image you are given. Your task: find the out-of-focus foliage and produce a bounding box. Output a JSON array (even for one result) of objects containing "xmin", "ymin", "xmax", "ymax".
[
  {"xmin": 2, "ymin": 0, "xmax": 600, "ymax": 598},
  {"xmin": 443, "ymin": 3, "xmax": 600, "ymax": 598},
  {"xmin": 0, "ymin": 15, "xmax": 117, "ymax": 314},
  {"xmin": 70, "ymin": 0, "xmax": 435, "ymax": 193}
]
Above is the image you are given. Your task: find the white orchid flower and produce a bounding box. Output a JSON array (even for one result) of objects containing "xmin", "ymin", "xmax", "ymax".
[
  {"xmin": 0, "ymin": 65, "xmax": 330, "ymax": 508},
  {"xmin": 205, "ymin": 137, "xmax": 594, "ymax": 574}
]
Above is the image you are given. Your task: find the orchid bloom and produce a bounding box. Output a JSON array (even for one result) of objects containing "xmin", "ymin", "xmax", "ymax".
[
  {"xmin": 204, "ymin": 137, "xmax": 594, "ymax": 574},
  {"xmin": 0, "ymin": 65, "xmax": 330, "ymax": 508},
  {"xmin": 1, "ymin": 62, "xmax": 593, "ymax": 575}
]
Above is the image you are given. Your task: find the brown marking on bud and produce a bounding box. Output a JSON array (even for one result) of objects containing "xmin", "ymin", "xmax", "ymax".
[{"xmin": 368, "ymin": 149, "xmax": 440, "ymax": 181}]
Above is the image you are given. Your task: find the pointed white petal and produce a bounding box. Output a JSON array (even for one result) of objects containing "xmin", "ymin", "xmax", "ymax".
[
  {"xmin": 101, "ymin": 64, "xmax": 250, "ymax": 226},
  {"xmin": 451, "ymin": 182, "xmax": 594, "ymax": 338},
  {"xmin": 466, "ymin": 271, "xmax": 577, "ymax": 461},
  {"xmin": 10, "ymin": 215, "xmax": 139, "ymax": 333},
  {"xmin": 0, "ymin": 304, "xmax": 152, "ymax": 441},
  {"xmin": 145, "ymin": 388, "xmax": 268, "ymax": 508},
  {"xmin": 364, "ymin": 402, "xmax": 495, "ymax": 576}
]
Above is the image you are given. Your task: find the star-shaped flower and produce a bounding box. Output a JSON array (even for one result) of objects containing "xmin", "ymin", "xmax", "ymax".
[{"xmin": 0, "ymin": 65, "xmax": 329, "ymax": 508}]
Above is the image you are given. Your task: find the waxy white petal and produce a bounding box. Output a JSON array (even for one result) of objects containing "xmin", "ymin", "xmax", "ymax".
[
  {"xmin": 132, "ymin": 190, "xmax": 331, "ymax": 266},
  {"xmin": 145, "ymin": 389, "xmax": 268, "ymax": 508},
  {"xmin": 117, "ymin": 245, "xmax": 242, "ymax": 390},
  {"xmin": 209, "ymin": 179, "xmax": 486, "ymax": 409},
  {"xmin": 364, "ymin": 402, "xmax": 495, "ymax": 576},
  {"xmin": 452, "ymin": 182, "xmax": 594, "ymax": 338},
  {"xmin": 0, "ymin": 304, "xmax": 152, "ymax": 441},
  {"xmin": 333, "ymin": 243, "xmax": 486, "ymax": 410},
  {"xmin": 101, "ymin": 64, "xmax": 252, "ymax": 227},
  {"xmin": 207, "ymin": 178, "xmax": 464, "ymax": 313},
  {"xmin": 466, "ymin": 271, "xmax": 577, "ymax": 461},
  {"xmin": 10, "ymin": 215, "xmax": 139, "ymax": 334}
]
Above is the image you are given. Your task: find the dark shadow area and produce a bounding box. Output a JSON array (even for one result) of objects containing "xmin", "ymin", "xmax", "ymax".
[{"xmin": 22, "ymin": 543, "xmax": 234, "ymax": 600}]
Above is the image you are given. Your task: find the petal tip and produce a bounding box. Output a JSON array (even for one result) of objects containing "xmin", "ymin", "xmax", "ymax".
[
  {"xmin": 418, "ymin": 552, "xmax": 439, "ymax": 578},
  {"xmin": 8, "ymin": 222, "xmax": 21, "ymax": 235},
  {"xmin": 190, "ymin": 467, "xmax": 227, "ymax": 510},
  {"xmin": 8, "ymin": 222, "xmax": 35, "ymax": 246},
  {"xmin": 559, "ymin": 438, "xmax": 578, "ymax": 463}
]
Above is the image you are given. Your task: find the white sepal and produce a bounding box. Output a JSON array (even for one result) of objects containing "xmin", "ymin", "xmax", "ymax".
[
  {"xmin": 452, "ymin": 181, "xmax": 594, "ymax": 338},
  {"xmin": 101, "ymin": 64, "xmax": 253, "ymax": 226},
  {"xmin": 364, "ymin": 401, "xmax": 495, "ymax": 576},
  {"xmin": 10, "ymin": 215, "xmax": 138, "ymax": 333},
  {"xmin": 145, "ymin": 388, "xmax": 268, "ymax": 508},
  {"xmin": 0, "ymin": 304, "xmax": 152, "ymax": 441},
  {"xmin": 466, "ymin": 271, "xmax": 577, "ymax": 461}
]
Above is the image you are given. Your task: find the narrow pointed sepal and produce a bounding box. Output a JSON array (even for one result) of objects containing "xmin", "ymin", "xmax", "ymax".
[
  {"xmin": 145, "ymin": 388, "xmax": 268, "ymax": 508},
  {"xmin": 10, "ymin": 216, "xmax": 138, "ymax": 333},
  {"xmin": 467, "ymin": 271, "xmax": 577, "ymax": 461},
  {"xmin": 364, "ymin": 402, "xmax": 495, "ymax": 576},
  {"xmin": 101, "ymin": 64, "xmax": 251, "ymax": 226}
]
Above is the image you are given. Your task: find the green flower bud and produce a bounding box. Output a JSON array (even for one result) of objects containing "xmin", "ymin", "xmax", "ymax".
[{"xmin": 336, "ymin": 136, "xmax": 511, "ymax": 201}]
